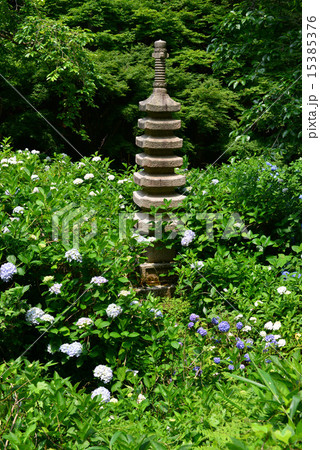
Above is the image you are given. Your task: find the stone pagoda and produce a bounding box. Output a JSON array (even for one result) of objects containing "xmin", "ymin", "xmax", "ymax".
[{"xmin": 133, "ymin": 40, "xmax": 186, "ymax": 294}]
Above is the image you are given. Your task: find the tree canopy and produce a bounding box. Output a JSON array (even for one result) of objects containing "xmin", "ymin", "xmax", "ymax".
[{"xmin": 0, "ymin": 0, "xmax": 301, "ymax": 165}]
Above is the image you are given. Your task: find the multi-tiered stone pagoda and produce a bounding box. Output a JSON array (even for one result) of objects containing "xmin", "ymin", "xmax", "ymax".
[{"xmin": 133, "ymin": 40, "xmax": 186, "ymax": 294}]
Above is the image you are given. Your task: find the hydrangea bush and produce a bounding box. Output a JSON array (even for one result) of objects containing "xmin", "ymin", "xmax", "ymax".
[{"xmin": 0, "ymin": 143, "xmax": 301, "ymax": 448}]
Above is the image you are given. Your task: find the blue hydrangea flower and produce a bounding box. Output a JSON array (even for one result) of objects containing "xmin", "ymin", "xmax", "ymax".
[
  {"xmin": 265, "ymin": 335, "xmax": 277, "ymax": 344},
  {"xmin": 291, "ymin": 272, "xmax": 301, "ymax": 278},
  {"xmin": 214, "ymin": 357, "xmax": 221, "ymax": 364},
  {"xmin": 244, "ymin": 353, "xmax": 251, "ymax": 362},
  {"xmin": 218, "ymin": 321, "xmax": 230, "ymax": 332},
  {"xmin": 188, "ymin": 322, "xmax": 194, "ymax": 329},
  {"xmin": 193, "ymin": 366, "xmax": 203, "ymax": 376},
  {"xmin": 0, "ymin": 262, "xmax": 17, "ymax": 282},
  {"xmin": 246, "ymin": 338, "xmax": 254, "ymax": 348},
  {"xmin": 228, "ymin": 364, "xmax": 235, "ymax": 371},
  {"xmin": 265, "ymin": 359, "xmax": 272, "ymax": 364},
  {"xmin": 236, "ymin": 340, "xmax": 245, "ymax": 350},
  {"xmin": 236, "ymin": 322, "xmax": 243, "ymax": 330},
  {"xmin": 211, "ymin": 317, "xmax": 219, "ymax": 325},
  {"xmin": 197, "ymin": 327, "xmax": 207, "ymax": 337},
  {"xmin": 189, "ymin": 313, "xmax": 200, "ymax": 322},
  {"xmin": 281, "ymin": 271, "xmax": 290, "ymax": 279},
  {"xmin": 239, "ymin": 364, "xmax": 245, "ymax": 370}
]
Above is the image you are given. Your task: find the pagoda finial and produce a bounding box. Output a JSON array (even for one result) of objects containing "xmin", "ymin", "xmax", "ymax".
[{"xmin": 152, "ymin": 40, "xmax": 168, "ymax": 89}]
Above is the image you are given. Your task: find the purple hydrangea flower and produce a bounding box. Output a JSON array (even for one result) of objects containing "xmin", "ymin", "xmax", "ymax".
[
  {"xmin": 189, "ymin": 313, "xmax": 200, "ymax": 322},
  {"xmin": 236, "ymin": 322, "xmax": 243, "ymax": 330},
  {"xmin": 197, "ymin": 327, "xmax": 207, "ymax": 337},
  {"xmin": 218, "ymin": 321, "xmax": 230, "ymax": 332},
  {"xmin": 244, "ymin": 353, "xmax": 251, "ymax": 362},
  {"xmin": 211, "ymin": 317, "xmax": 219, "ymax": 325},
  {"xmin": 265, "ymin": 359, "xmax": 272, "ymax": 364},
  {"xmin": 228, "ymin": 364, "xmax": 235, "ymax": 371},
  {"xmin": 188, "ymin": 322, "xmax": 194, "ymax": 329},
  {"xmin": 240, "ymin": 364, "xmax": 245, "ymax": 369},
  {"xmin": 236, "ymin": 340, "xmax": 245, "ymax": 350},
  {"xmin": 214, "ymin": 357, "xmax": 220, "ymax": 364}
]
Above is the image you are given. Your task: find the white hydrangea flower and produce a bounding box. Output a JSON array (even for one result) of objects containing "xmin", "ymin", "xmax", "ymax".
[
  {"xmin": 84, "ymin": 173, "xmax": 94, "ymax": 180},
  {"xmin": 31, "ymin": 174, "xmax": 39, "ymax": 181},
  {"xmin": 109, "ymin": 397, "xmax": 118, "ymax": 403},
  {"xmin": 93, "ymin": 365, "xmax": 113, "ymax": 383},
  {"xmin": 277, "ymin": 339, "xmax": 286, "ymax": 347},
  {"xmin": 235, "ymin": 313, "xmax": 243, "ymax": 320},
  {"xmin": 130, "ymin": 300, "xmax": 140, "ymax": 306},
  {"xmin": 277, "ymin": 286, "xmax": 287, "ymax": 295},
  {"xmin": 284, "ymin": 290, "xmax": 291, "ymax": 295},
  {"xmin": 106, "ymin": 304, "xmax": 122, "ymax": 318},
  {"xmin": 77, "ymin": 162, "xmax": 86, "ymax": 168},
  {"xmin": 89, "ymin": 191, "xmax": 97, "ymax": 196},
  {"xmin": 249, "ymin": 317, "xmax": 257, "ymax": 323},
  {"xmin": 272, "ymin": 321, "xmax": 281, "ymax": 330},
  {"xmin": 260, "ymin": 331, "xmax": 267, "ymax": 337},
  {"xmin": 49, "ymin": 283, "xmax": 62, "ymax": 294},
  {"xmin": 181, "ymin": 229, "xmax": 196, "ymax": 246},
  {"xmin": 73, "ymin": 178, "xmax": 84, "ymax": 185},
  {"xmin": 137, "ymin": 394, "xmax": 146, "ymax": 404},
  {"xmin": 242, "ymin": 325, "xmax": 252, "ymax": 332},
  {"xmin": 254, "ymin": 300, "xmax": 263, "ymax": 306},
  {"xmin": 65, "ymin": 248, "xmax": 82, "ymax": 262},
  {"xmin": 76, "ymin": 317, "xmax": 93, "ymax": 328},
  {"xmin": 43, "ymin": 275, "xmax": 54, "ymax": 283},
  {"xmin": 32, "ymin": 187, "xmax": 40, "ymax": 193},
  {"xmin": 2, "ymin": 226, "xmax": 10, "ymax": 234},
  {"xmin": 211, "ymin": 179, "xmax": 219, "ymax": 185},
  {"xmin": 91, "ymin": 276, "xmax": 108, "ymax": 286},
  {"xmin": 190, "ymin": 261, "xmax": 204, "ymax": 269},
  {"xmin": 264, "ymin": 321, "xmax": 274, "ymax": 330},
  {"xmin": 47, "ymin": 344, "xmax": 53, "ymax": 354},
  {"xmin": 108, "ymin": 175, "xmax": 115, "ymax": 181},
  {"xmin": 119, "ymin": 194, "xmax": 123, "ymax": 199},
  {"xmin": 60, "ymin": 342, "xmax": 83, "ymax": 357},
  {"xmin": 119, "ymin": 290, "xmax": 131, "ymax": 297},
  {"xmin": 26, "ymin": 307, "xmax": 45, "ymax": 324},
  {"xmin": 31, "ymin": 149, "xmax": 40, "ymax": 154},
  {"xmin": 92, "ymin": 156, "xmax": 101, "ymax": 162},
  {"xmin": 274, "ymin": 334, "xmax": 281, "ymax": 340},
  {"xmin": 202, "ymin": 190, "xmax": 207, "ymax": 195},
  {"xmin": 91, "ymin": 387, "xmax": 110, "ymax": 403},
  {"xmin": 13, "ymin": 206, "xmax": 24, "ymax": 214},
  {"xmin": 40, "ymin": 314, "xmax": 55, "ymax": 324}
]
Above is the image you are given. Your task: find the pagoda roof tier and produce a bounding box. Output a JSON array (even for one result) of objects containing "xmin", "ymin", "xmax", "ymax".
[
  {"xmin": 133, "ymin": 191, "xmax": 185, "ymax": 209},
  {"xmin": 135, "ymin": 153, "xmax": 183, "ymax": 168},
  {"xmin": 136, "ymin": 135, "xmax": 183, "ymax": 149},
  {"xmin": 134, "ymin": 171, "xmax": 185, "ymax": 188},
  {"xmin": 138, "ymin": 117, "xmax": 181, "ymax": 131}
]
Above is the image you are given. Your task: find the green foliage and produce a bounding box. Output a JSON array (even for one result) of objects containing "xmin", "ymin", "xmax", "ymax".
[
  {"xmin": 0, "ymin": 145, "xmax": 301, "ymax": 448},
  {"xmin": 207, "ymin": 0, "xmax": 301, "ymax": 160}
]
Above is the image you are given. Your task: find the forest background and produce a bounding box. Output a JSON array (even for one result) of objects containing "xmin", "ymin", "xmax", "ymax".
[{"xmin": 0, "ymin": 0, "xmax": 301, "ymax": 166}]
